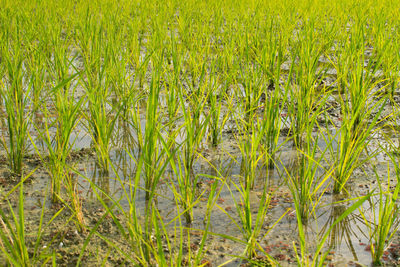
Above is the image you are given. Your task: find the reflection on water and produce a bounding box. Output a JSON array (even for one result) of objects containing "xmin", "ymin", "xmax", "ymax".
[{"xmin": 321, "ymin": 194, "xmax": 364, "ymax": 261}]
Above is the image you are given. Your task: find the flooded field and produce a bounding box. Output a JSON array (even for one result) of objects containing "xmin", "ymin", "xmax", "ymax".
[{"xmin": 1, "ymin": 0, "xmax": 400, "ymax": 266}]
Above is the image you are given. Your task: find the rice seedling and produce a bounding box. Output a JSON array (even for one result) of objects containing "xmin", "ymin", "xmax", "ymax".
[
  {"xmin": 139, "ymin": 58, "xmax": 170, "ymax": 201},
  {"xmin": 166, "ymin": 146, "xmax": 199, "ymax": 224},
  {"xmin": 331, "ymin": 24, "xmax": 360, "ymax": 96},
  {"xmin": 75, "ymin": 16, "xmax": 121, "ymax": 172},
  {"xmin": 320, "ymin": 194, "xmax": 360, "ymax": 253},
  {"xmin": 75, "ymin": 157, "xmax": 152, "ymax": 265},
  {"xmin": 62, "ymin": 170, "xmax": 86, "ymax": 233},
  {"xmin": 163, "ymin": 34, "xmax": 182, "ymax": 134},
  {"xmin": 206, "ymin": 73, "xmax": 230, "ymax": 148},
  {"xmin": 325, "ymin": 77, "xmax": 387, "ymax": 193},
  {"xmin": 30, "ymin": 74, "xmax": 82, "ymax": 203},
  {"xmin": 218, "ymin": 173, "xmax": 287, "ymax": 262},
  {"xmin": 360, "ymin": 157, "xmax": 400, "ymax": 265},
  {"xmin": 239, "ymin": 43, "xmax": 264, "ymax": 126},
  {"xmin": 347, "ymin": 55, "xmax": 384, "ymax": 134},
  {"xmin": 0, "ymin": 46, "xmax": 30, "ymax": 176},
  {"xmin": 25, "ymin": 43, "xmax": 47, "ymax": 111},
  {"xmin": 233, "ymin": 111, "xmax": 265, "ymax": 190},
  {"xmin": 0, "ymin": 170, "xmax": 63, "ymax": 266},
  {"xmin": 161, "ymin": 175, "xmax": 221, "ymax": 266},
  {"xmin": 285, "ymin": 132, "xmax": 335, "ymax": 223},
  {"xmin": 191, "ymin": 177, "xmax": 222, "ymax": 266},
  {"xmin": 287, "ymin": 18, "xmax": 333, "ymax": 147},
  {"xmin": 284, "ymin": 95, "xmax": 334, "ymax": 222},
  {"xmin": 260, "ymin": 87, "xmax": 286, "ymax": 171},
  {"xmin": 254, "ymin": 22, "xmax": 287, "ymax": 167},
  {"xmin": 371, "ymin": 14, "xmax": 400, "ymax": 102},
  {"xmin": 179, "ymin": 76, "xmax": 209, "ymax": 174},
  {"xmin": 107, "ymin": 26, "xmax": 144, "ymax": 123},
  {"xmin": 255, "ymin": 20, "xmax": 287, "ymax": 91}
]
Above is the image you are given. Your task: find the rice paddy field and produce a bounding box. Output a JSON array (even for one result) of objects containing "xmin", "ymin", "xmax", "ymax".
[{"xmin": 3, "ymin": 0, "xmax": 400, "ymax": 266}]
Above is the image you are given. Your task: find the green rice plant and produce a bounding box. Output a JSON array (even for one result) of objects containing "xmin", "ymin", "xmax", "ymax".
[
  {"xmin": 260, "ymin": 87, "xmax": 285, "ymax": 170},
  {"xmin": 347, "ymin": 53, "xmax": 384, "ymax": 134},
  {"xmin": 160, "ymin": 173, "xmax": 221, "ymax": 266},
  {"xmin": 163, "ymin": 135, "xmax": 221, "ymax": 225},
  {"xmin": 128, "ymin": 100, "xmax": 145, "ymax": 153},
  {"xmin": 62, "ymin": 170, "xmax": 86, "ymax": 233},
  {"xmin": 206, "ymin": 75, "xmax": 229, "ymax": 148},
  {"xmin": 0, "ymin": 47, "xmax": 30, "ymax": 176},
  {"xmin": 179, "ymin": 79, "xmax": 209, "ymax": 175},
  {"xmin": 166, "ymin": 146, "xmax": 198, "ymax": 224},
  {"xmin": 30, "ymin": 111, "xmax": 63, "ymax": 203},
  {"xmin": 370, "ymin": 12, "xmax": 400, "ymax": 102},
  {"xmin": 331, "ymin": 28, "xmax": 357, "ymax": 95},
  {"xmin": 329, "ymin": 15, "xmax": 384, "ymax": 130},
  {"xmin": 125, "ymin": 18, "xmax": 146, "ymax": 75},
  {"xmin": 30, "ymin": 75, "xmax": 82, "ymax": 203},
  {"xmin": 285, "ymin": 130, "xmax": 335, "ymax": 223},
  {"xmin": 215, "ymin": 42, "xmax": 238, "ymax": 95},
  {"xmin": 81, "ymin": 69, "xmax": 120, "ymax": 173},
  {"xmin": 140, "ymin": 59, "xmax": 170, "ymax": 201},
  {"xmin": 326, "ymin": 89, "xmax": 387, "ymax": 194},
  {"xmin": 147, "ymin": 203, "xmax": 182, "ymax": 266},
  {"xmin": 287, "ymin": 18, "xmax": 333, "ymax": 147},
  {"xmin": 25, "ymin": 42, "xmax": 47, "ymax": 111},
  {"xmin": 46, "ymin": 26, "xmax": 75, "ymax": 93},
  {"xmin": 255, "ymin": 19, "xmax": 287, "ymax": 91},
  {"xmin": 232, "ymin": 55, "xmax": 284, "ymax": 187},
  {"xmin": 218, "ymin": 175, "xmax": 287, "ymax": 261},
  {"xmin": 76, "ymin": 158, "xmax": 151, "ymax": 266},
  {"xmin": 124, "ymin": 51, "xmax": 154, "ymax": 154},
  {"xmin": 107, "ymin": 26, "xmax": 147, "ymax": 122},
  {"xmin": 163, "ymin": 33, "xmax": 182, "ymax": 135},
  {"xmin": 75, "ymin": 16, "xmax": 121, "ymax": 172},
  {"xmin": 0, "ymin": 170, "xmax": 62, "ymax": 266},
  {"xmin": 360, "ymin": 161, "xmax": 400, "ymax": 265},
  {"xmin": 191, "ymin": 177, "xmax": 222, "ymax": 266},
  {"xmin": 238, "ymin": 38, "xmax": 264, "ymax": 124},
  {"xmin": 324, "ymin": 43, "xmax": 388, "ymax": 193},
  {"xmin": 148, "ymin": 164, "xmax": 223, "ymax": 266},
  {"xmin": 233, "ymin": 112, "xmax": 266, "ymax": 190},
  {"xmin": 255, "ymin": 20, "xmax": 287, "ymax": 168},
  {"xmin": 85, "ymin": 101, "xmax": 119, "ymax": 173},
  {"xmin": 380, "ymin": 41, "xmax": 400, "ymax": 102}
]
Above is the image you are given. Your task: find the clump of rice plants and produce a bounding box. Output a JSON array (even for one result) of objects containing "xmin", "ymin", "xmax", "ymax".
[
  {"xmin": 0, "ymin": 46, "xmax": 30, "ymax": 176},
  {"xmin": 327, "ymin": 54, "xmax": 387, "ymax": 193},
  {"xmin": 286, "ymin": 133, "xmax": 334, "ymax": 223},
  {"xmin": 362, "ymin": 164, "xmax": 400, "ymax": 266},
  {"xmin": 287, "ymin": 18, "xmax": 334, "ymax": 147},
  {"xmin": 76, "ymin": 17, "xmax": 120, "ymax": 172}
]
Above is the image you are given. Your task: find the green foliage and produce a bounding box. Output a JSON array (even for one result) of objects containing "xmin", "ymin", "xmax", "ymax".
[{"xmin": 0, "ymin": 0, "xmax": 398, "ymax": 265}]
